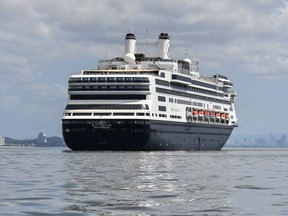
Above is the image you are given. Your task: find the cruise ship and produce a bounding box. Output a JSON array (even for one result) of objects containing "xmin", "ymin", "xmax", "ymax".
[{"xmin": 62, "ymin": 33, "xmax": 237, "ymax": 151}]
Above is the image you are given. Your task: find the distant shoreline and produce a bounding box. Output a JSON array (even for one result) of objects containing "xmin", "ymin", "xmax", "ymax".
[{"xmin": 2, "ymin": 136, "xmax": 66, "ymax": 147}]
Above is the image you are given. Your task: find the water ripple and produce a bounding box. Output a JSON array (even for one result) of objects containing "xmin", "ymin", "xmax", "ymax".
[{"xmin": 1, "ymin": 147, "xmax": 288, "ymax": 215}]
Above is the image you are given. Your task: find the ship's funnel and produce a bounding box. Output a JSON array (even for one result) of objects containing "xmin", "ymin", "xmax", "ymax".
[
  {"xmin": 124, "ymin": 33, "xmax": 136, "ymax": 64},
  {"xmin": 158, "ymin": 33, "xmax": 170, "ymax": 59},
  {"xmin": 125, "ymin": 33, "xmax": 136, "ymax": 54}
]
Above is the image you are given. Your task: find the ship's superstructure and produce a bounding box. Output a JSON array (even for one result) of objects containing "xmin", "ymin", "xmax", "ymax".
[{"xmin": 62, "ymin": 33, "xmax": 237, "ymax": 150}]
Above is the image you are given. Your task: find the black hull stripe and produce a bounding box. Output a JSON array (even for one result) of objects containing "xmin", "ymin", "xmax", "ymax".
[{"xmin": 62, "ymin": 119, "xmax": 234, "ymax": 151}]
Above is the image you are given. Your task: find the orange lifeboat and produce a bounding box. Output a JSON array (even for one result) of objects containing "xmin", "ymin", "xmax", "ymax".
[
  {"xmin": 198, "ymin": 110, "xmax": 204, "ymax": 117},
  {"xmin": 225, "ymin": 114, "xmax": 230, "ymax": 119},
  {"xmin": 215, "ymin": 112, "xmax": 221, "ymax": 118},
  {"xmin": 221, "ymin": 113, "xmax": 226, "ymax": 119},
  {"xmin": 209, "ymin": 111, "xmax": 215, "ymax": 118},
  {"xmin": 192, "ymin": 110, "xmax": 198, "ymax": 116},
  {"xmin": 204, "ymin": 110, "xmax": 209, "ymax": 117}
]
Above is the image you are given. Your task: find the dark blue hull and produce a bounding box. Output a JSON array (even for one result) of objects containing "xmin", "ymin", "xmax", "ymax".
[{"xmin": 62, "ymin": 119, "xmax": 234, "ymax": 151}]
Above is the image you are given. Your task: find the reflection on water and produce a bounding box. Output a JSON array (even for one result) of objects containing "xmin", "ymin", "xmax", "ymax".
[
  {"xmin": 0, "ymin": 147, "xmax": 288, "ymax": 215},
  {"xmin": 63, "ymin": 151, "xmax": 233, "ymax": 215}
]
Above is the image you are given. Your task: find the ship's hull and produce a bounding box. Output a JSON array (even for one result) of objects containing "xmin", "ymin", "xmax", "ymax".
[{"xmin": 62, "ymin": 119, "xmax": 234, "ymax": 151}]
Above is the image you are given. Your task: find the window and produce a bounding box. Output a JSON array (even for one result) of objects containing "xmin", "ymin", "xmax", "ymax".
[
  {"xmin": 82, "ymin": 78, "xmax": 89, "ymax": 83},
  {"xmin": 156, "ymin": 79, "xmax": 169, "ymax": 86},
  {"xmin": 158, "ymin": 106, "xmax": 166, "ymax": 112},
  {"xmin": 136, "ymin": 113, "xmax": 145, "ymax": 116},
  {"xmin": 90, "ymin": 78, "xmax": 97, "ymax": 82},
  {"xmin": 124, "ymin": 77, "xmax": 132, "ymax": 82},
  {"xmin": 158, "ymin": 96, "xmax": 166, "ymax": 102},
  {"xmin": 213, "ymin": 105, "xmax": 221, "ymax": 110},
  {"xmin": 107, "ymin": 77, "xmax": 115, "ymax": 82},
  {"xmin": 176, "ymin": 99, "xmax": 191, "ymax": 105},
  {"xmin": 170, "ymin": 115, "xmax": 182, "ymax": 119},
  {"xmin": 132, "ymin": 77, "xmax": 149, "ymax": 83},
  {"xmin": 116, "ymin": 77, "xmax": 124, "ymax": 82},
  {"xmin": 98, "ymin": 78, "xmax": 106, "ymax": 82},
  {"xmin": 69, "ymin": 78, "xmax": 81, "ymax": 83},
  {"xmin": 65, "ymin": 104, "xmax": 146, "ymax": 110},
  {"xmin": 73, "ymin": 112, "xmax": 92, "ymax": 116},
  {"xmin": 70, "ymin": 94, "xmax": 146, "ymax": 100},
  {"xmin": 113, "ymin": 113, "xmax": 134, "ymax": 116}
]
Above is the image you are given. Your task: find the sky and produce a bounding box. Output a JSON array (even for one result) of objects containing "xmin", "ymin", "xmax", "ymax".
[{"xmin": 0, "ymin": 0, "xmax": 288, "ymax": 139}]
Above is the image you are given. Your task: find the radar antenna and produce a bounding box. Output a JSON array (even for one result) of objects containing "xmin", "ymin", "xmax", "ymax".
[{"xmin": 185, "ymin": 49, "xmax": 199, "ymax": 72}]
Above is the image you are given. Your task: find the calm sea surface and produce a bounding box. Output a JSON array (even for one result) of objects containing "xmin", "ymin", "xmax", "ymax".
[{"xmin": 0, "ymin": 146, "xmax": 288, "ymax": 216}]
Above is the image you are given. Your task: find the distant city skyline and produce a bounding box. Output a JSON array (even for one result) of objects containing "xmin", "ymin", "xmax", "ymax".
[{"xmin": 227, "ymin": 134, "xmax": 288, "ymax": 147}]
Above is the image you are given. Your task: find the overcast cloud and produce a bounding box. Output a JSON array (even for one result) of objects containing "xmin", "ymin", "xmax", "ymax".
[{"xmin": 0, "ymin": 0, "xmax": 287, "ymax": 138}]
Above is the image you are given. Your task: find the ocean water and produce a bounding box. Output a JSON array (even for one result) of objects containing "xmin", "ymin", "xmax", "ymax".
[{"xmin": 0, "ymin": 147, "xmax": 288, "ymax": 215}]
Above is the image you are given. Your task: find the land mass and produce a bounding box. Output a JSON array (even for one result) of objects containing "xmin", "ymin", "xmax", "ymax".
[{"xmin": 4, "ymin": 136, "xmax": 66, "ymax": 147}]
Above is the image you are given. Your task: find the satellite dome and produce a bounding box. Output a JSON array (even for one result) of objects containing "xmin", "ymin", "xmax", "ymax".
[{"xmin": 183, "ymin": 58, "xmax": 192, "ymax": 64}]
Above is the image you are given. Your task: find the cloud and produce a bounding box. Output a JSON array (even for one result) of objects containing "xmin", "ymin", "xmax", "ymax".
[
  {"xmin": 0, "ymin": 52, "xmax": 34, "ymax": 81},
  {"xmin": 1, "ymin": 0, "xmax": 287, "ymax": 78},
  {"xmin": 0, "ymin": 95, "xmax": 20, "ymax": 108},
  {"xmin": 1, "ymin": 0, "xmax": 288, "ymax": 137},
  {"xmin": 30, "ymin": 83, "xmax": 66, "ymax": 103}
]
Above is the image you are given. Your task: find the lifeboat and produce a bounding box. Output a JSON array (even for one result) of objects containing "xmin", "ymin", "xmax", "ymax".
[
  {"xmin": 192, "ymin": 110, "xmax": 198, "ymax": 116},
  {"xmin": 221, "ymin": 113, "xmax": 226, "ymax": 119},
  {"xmin": 225, "ymin": 114, "xmax": 230, "ymax": 119},
  {"xmin": 198, "ymin": 110, "xmax": 204, "ymax": 117},
  {"xmin": 209, "ymin": 111, "xmax": 215, "ymax": 118},
  {"xmin": 215, "ymin": 112, "xmax": 221, "ymax": 118},
  {"xmin": 204, "ymin": 110, "xmax": 209, "ymax": 117}
]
